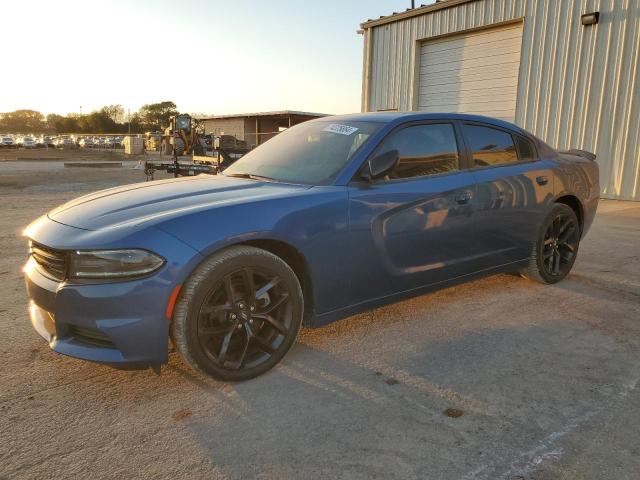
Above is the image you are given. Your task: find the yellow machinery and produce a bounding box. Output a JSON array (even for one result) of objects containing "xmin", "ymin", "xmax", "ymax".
[
  {"xmin": 161, "ymin": 114, "xmax": 205, "ymax": 157},
  {"xmin": 145, "ymin": 132, "xmax": 163, "ymax": 151},
  {"xmin": 145, "ymin": 114, "xmax": 251, "ymax": 179}
]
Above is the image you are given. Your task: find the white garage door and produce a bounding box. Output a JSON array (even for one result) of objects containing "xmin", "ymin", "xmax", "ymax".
[{"xmin": 417, "ymin": 23, "xmax": 524, "ymax": 122}]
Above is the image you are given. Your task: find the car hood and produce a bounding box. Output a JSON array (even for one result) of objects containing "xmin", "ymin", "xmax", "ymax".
[{"xmin": 48, "ymin": 174, "xmax": 310, "ymax": 231}]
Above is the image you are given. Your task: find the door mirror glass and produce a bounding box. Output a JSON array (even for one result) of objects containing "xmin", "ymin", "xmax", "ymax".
[{"xmin": 365, "ymin": 149, "xmax": 400, "ymax": 180}]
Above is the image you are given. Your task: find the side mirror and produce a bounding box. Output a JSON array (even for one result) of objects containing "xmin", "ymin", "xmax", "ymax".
[{"xmin": 362, "ymin": 149, "xmax": 399, "ymax": 181}]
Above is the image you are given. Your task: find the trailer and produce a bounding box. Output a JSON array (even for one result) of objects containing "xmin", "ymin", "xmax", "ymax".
[
  {"xmin": 144, "ymin": 138, "xmax": 252, "ymax": 180},
  {"xmin": 143, "ymin": 114, "xmax": 252, "ymax": 180},
  {"xmin": 144, "ymin": 159, "xmax": 216, "ymax": 180}
]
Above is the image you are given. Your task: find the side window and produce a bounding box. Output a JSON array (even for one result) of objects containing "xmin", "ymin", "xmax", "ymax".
[
  {"xmin": 463, "ymin": 124, "xmax": 518, "ymax": 167},
  {"xmin": 514, "ymin": 135, "xmax": 536, "ymax": 161},
  {"xmin": 374, "ymin": 123, "xmax": 459, "ymax": 180}
]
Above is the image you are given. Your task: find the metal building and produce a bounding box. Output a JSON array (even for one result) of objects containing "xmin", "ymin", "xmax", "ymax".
[
  {"xmin": 199, "ymin": 111, "xmax": 328, "ymax": 148},
  {"xmin": 361, "ymin": 0, "xmax": 640, "ymax": 200}
]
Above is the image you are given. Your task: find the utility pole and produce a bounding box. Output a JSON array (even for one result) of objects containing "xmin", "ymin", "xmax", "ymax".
[{"xmin": 128, "ymin": 108, "xmax": 131, "ymax": 136}]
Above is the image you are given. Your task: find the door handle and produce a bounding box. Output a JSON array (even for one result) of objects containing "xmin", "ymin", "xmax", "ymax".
[
  {"xmin": 455, "ymin": 190, "xmax": 473, "ymax": 205},
  {"xmin": 536, "ymin": 176, "xmax": 549, "ymax": 186}
]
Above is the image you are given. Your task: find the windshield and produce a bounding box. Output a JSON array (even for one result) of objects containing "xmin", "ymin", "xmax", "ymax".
[{"xmin": 224, "ymin": 120, "xmax": 381, "ymax": 185}]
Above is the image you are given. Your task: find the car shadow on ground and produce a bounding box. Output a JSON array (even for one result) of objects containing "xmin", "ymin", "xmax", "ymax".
[
  {"xmin": 6, "ymin": 263, "xmax": 640, "ymax": 479},
  {"xmin": 165, "ymin": 313, "xmax": 639, "ymax": 479}
]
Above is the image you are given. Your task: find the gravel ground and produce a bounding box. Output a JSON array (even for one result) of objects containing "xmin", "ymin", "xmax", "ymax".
[{"xmin": 0, "ymin": 160, "xmax": 639, "ymax": 480}]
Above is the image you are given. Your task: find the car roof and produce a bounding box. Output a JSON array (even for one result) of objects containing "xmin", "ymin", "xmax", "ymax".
[{"xmin": 316, "ymin": 111, "xmax": 526, "ymax": 133}]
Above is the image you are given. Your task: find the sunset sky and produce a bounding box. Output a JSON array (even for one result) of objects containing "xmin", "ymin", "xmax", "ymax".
[{"xmin": 0, "ymin": 0, "xmax": 413, "ymax": 116}]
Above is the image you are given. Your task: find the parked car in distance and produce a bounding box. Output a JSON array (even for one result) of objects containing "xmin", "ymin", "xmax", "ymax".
[
  {"xmin": 1, "ymin": 135, "xmax": 14, "ymax": 148},
  {"xmin": 36, "ymin": 135, "xmax": 54, "ymax": 147},
  {"xmin": 19, "ymin": 136, "xmax": 36, "ymax": 148},
  {"xmin": 54, "ymin": 136, "xmax": 75, "ymax": 148},
  {"xmin": 23, "ymin": 113, "xmax": 600, "ymax": 381},
  {"xmin": 79, "ymin": 138, "xmax": 94, "ymax": 148}
]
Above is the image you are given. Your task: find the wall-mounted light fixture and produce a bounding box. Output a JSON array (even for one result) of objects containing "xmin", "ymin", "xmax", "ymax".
[{"xmin": 581, "ymin": 12, "xmax": 600, "ymax": 26}]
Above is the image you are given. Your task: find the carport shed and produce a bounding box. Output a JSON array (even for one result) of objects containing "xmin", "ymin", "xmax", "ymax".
[
  {"xmin": 360, "ymin": 0, "xmax": 640, "ymax": 200},
  {"xmin": 198, "ymin": 111, "xmax": 329, "ymax": 148}
]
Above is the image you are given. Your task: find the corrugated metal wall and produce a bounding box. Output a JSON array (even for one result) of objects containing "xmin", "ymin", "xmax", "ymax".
[
  {"xmin": 203, "ymin": 118, "xmax": 245, "ymax": 139},
  {"xmin": 363, "ymin": 0, "xmax": 640, "ymax": 200}
]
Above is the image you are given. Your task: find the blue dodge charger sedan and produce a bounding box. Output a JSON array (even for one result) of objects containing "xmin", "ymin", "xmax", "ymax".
[{"xmin": 24, "ymin": 113, "xmax": 599, "ymax": 380}]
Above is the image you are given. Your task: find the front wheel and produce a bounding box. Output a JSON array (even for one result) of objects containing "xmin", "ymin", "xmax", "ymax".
[
  {"xmin": 171, "ymin": 246, "xmax": 303, "ymax": 381},
  {"xmin": 522, "ymin": 203, "xmax": 581, "ymax": 284}
]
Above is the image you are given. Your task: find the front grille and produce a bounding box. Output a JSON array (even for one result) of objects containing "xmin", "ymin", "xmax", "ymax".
[
  {"xmin": 30, "ymin": 242, "xmax": 68, "ymax": 281},
  {"xmin": 67, "ymin": 325, "xmax": 115, "ymax": 348}
]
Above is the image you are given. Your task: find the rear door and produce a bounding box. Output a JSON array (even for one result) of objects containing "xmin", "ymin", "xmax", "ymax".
[
  {"xmin": 347, "ymin": 121, "xmax": 477, "ymax": 303},
  {"xmin": 461, "ymin": 122, "xmax": 554, "ymax": 267}
]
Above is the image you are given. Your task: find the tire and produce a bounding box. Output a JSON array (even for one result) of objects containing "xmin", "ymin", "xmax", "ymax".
[
  {"xmin": 171, "ymin": 246, "xmax": 304, "ymax": 381},
  {"xmin": 174, "ymin": 138, "xmax": 185, "ymax": 157},
  {"xmin": 522, "ymin": 203, "xmax": 581, "ymax": 284}
]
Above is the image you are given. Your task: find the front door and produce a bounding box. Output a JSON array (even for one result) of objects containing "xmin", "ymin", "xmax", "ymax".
[{"xmin": 347, "ymin": 122, "xmax": 478, "ymax": 303}]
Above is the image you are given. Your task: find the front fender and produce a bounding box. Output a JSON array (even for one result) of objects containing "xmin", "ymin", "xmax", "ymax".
[{"xmin": 156, "ymin": 187, "xmax": 352, "ymax": 315}]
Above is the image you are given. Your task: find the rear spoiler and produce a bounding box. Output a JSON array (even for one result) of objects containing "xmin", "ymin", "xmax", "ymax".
[{"xmin": 558, "ymin": 149, "xmax": 597, "ymax": 161}]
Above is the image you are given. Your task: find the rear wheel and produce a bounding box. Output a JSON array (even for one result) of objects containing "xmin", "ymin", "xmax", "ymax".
[
  {"xmin": 171, "ymin": 246, "xmax": 303, "ymax": 381},
  {"xmin": 522, "ymin": 203, "xmax": 581, "ymax": 284},
  {"xmin": 174, "ymin": 138, "xmax": 185, "ymax": 156}
]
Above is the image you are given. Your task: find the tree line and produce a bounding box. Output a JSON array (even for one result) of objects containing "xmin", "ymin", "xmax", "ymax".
[{"xmin": 0, "ymin": 101, "xmax": 180, "ymax": 134}]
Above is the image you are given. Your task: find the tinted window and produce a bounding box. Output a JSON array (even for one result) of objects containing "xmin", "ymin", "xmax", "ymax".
[
  {"xmin": 463, "ymin": 124, "xmax": 518, "ymax": 167},
  {"xmin": 224, "ymin": 121, "xmax": 381, "ymax": 185},
  {"xmin": 375, "ymin": 123, "xmax": 459, "ymax": 180},
  {"xmin": 515, "ymin": 135, "xmax": 536, "ymax": 161}
]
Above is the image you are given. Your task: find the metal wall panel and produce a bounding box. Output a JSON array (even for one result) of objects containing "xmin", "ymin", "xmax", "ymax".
[{"xmin": 363, "ymin": 0, "xmax": 640, "ymax": 200}]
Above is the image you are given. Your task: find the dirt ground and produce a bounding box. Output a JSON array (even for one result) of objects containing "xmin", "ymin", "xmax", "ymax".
[{"xmin": 1, "ymin": 158, "xmax": 639, "ymax": 480}]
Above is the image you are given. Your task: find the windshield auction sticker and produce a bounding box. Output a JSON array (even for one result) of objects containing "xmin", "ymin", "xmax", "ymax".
[{"xmin": 323, "ymin": 124, "xmax": 359, "ymax": 136}]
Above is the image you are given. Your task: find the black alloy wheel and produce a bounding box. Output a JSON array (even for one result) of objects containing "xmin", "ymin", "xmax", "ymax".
[
  {"xmin": 540, "ymin": 211, "xmax": 580, "ymax": 278},
  {"xmin": 171, "ymin": 246, "xmax": 303, "ymax": 381},
  {"xmin": 523, "ymin": 203, "xmax": 581, "ymax": 284},
  {"xmin": 197, "ymin": 267, "xmax": 292, "ymax": 370}
]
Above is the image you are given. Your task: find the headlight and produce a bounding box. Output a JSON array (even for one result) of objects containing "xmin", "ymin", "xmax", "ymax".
[{"xmin": 69, "ymin": 249, "xmax": 165, "ymax": 280}]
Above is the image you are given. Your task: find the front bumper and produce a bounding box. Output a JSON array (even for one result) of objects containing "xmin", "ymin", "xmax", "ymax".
[
  {"xmin": 25, "ymin": 256, "xmax": 175, "ymax": 367},
  {"xmin": 23, "ymin": 217, "xmax": 203, "ymax": 368}
]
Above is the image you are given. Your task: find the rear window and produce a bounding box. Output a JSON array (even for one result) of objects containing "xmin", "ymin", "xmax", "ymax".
[
  {"xmin": 515, "ymin": 135, "xmax": 536, "ymax": 161},
  {"xmin": 463, "ymin": 124, "xmax": 518, "ymax": 167}
]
